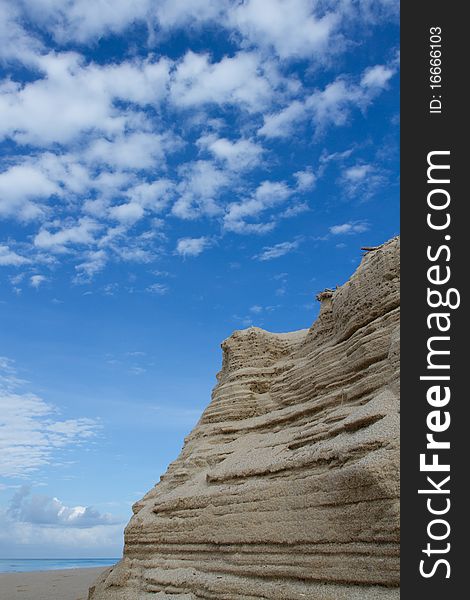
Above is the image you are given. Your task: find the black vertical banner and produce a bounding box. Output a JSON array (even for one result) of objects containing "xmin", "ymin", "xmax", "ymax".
[{"xmin": 401, "ymin": 3, "xmax": 466, "ymax": 598}]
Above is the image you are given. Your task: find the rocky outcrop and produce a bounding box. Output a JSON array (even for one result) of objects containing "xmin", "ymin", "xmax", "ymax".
[{"xmin": 89, "ymin": 237, "xmax": 400, "ymax": 600}]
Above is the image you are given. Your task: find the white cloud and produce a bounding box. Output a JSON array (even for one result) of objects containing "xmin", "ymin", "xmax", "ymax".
[
  {"xmin": 0, "ymin": 358, "xmax": 99, "ymax": 478},
  {"xmin": 0, "ymin": 53, "xmax": 171, "ymax": 146},
  {"xmin": 35, "ymin": 152, "xmax": 92, "ymax": 196},
  {"xmin": 126, "ymin": 179, "xmax": 173, "ymax": 213},
  {"xmin": 0, "ymin": 1, "xmax": 43, "ymax": 65},
  {"xmin": 259, "ymin": 100, "xmax": 306, "ymax": 138},
  {"xmin": 172, "ymin": 161, "xmax": 230, "ymax": 219},
  {"xmin": 85, "ymin": 132, "xmax": 177, "ymax": 171},
  {"xmin": 294, "ymin": 167, "xmax": 316, "ymax": 191},
  {"xmin": 109, "ymin": 202, "xmax": 144, "ymax": 225},
  {"xmin": 0, "ymin": 483, "xmax": 124, "ymax": 556},
  {"xmin": 113, "ymin": 244, "xmax": 155, "ymax": 264},
  {"xmin": 15, "ymin": 0, "xmax": 153, "ymax": 44},
  {"xmin": 281, "ymin": 202, "xmax": 310, "ymax": 218},
  {"xmin": 170, "ymin": 51, "xmax": 275, "ymax": 113},
  {"xmin": 319, "ymin": 147, "xmax": 355, "ymax": 168},
  {"xmin": 146, "ymin": 282, "xmax": 169, "ymax": 295},
  {"xmin": 254, "ymin": 239, "xmax": 300, "ymax": 261},
  {"xmin": 175, "ymin": 237, "xmax": 210, "ymax": 257},
  {"xmin": 341, "ymin": 0, "xmax": 399, "ymax": 27},
  {"xmin": 153, "ymin": 0, "xmax": 228, "ymax": 31},
  {"xmin": 0, "ymin": 510, "xmax": 124, "ymax": 556},
  {"xmin": 8, "ymin": 486, "xmax": 117, "ymax": 528},
  {"xmin": 307, "ymin": 60, "xmax": 398, "ymax": 134},
  {"xmin": 260, "ymin": 59, "xmax": 398, "ymax": 138},
  {"xmin": 0, "ymin": 245, "xmax": 30, "ymax": 266},
  {"xmin": 30, "ymin": 274, "xmax": 46, "ymax": 288},
  {"xmin": 0, "ymin": 2, "xmax": 398, "ymax": 283},
  {"xmin": 74, "ymin": 249, "xmax": 108, "ymax": 281},
  {"xmin": 0, "ymin": 357, "xmax": 26, "ymax": 389},
  {"xmin": 307, "ymin": 78, "xmax": 358, "ymax": 130},
  {"xmin": 249, "ymin": 303, "xmax": 279, "ymax": 314},
  {"xmin": 224, "ymin": 180, "xmax": 292, "ymax": 234},
  {"xmin": 329, "ymin": 221, "xmax": 369, "ymax": 235},
  {"xmin": 48, "ymin": 221, "xmax": 164, "ymax": 281},
  {"xmin": 361, "ymin": 64, "xmax": 395, "ymax": 88},
  {"xmin": 34, "ymin": 218, "xmax": 101, "ymax": 253},
  {"xmin": 6, "ymin": 0, "xmax": 398, "ymax": 61},
  {"xmin": 197, "ymin": 134, "xmax": 263, "ymax": 171},
  {"xmin": 0, "ymin": 164, "xmax": 58, "ymax": 221},
  {"xmin": 340, "ymin": 163, "xmax": 388, "ymax": 199},
  {"xmin": 344, "ymin": 164, "xmax": 372, "ymax": 181},
  {"xmin": 231, "ymin": 0, "xmax": 339, "ymax": 60}
]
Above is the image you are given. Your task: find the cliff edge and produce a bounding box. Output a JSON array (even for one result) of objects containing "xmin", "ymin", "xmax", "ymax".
[{"xmin": 89, "ymin": 236, "xmax": 400, "ymax": 600}]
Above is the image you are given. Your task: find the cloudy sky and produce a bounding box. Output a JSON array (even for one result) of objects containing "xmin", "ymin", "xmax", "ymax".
[{"xmin": 0, "ymin": 0, "xmax": 399, "ymax": 558}]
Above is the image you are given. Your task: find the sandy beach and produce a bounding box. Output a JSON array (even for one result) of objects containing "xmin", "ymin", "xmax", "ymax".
[{"xmin": 0, "ymin": 567, "xmax": 107, "ymax": 600}]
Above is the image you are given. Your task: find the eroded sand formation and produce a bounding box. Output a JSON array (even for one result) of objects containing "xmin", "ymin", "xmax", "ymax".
[{"xmin": 89, "ymin": 236, "xmax": 400, "ymax": 600}]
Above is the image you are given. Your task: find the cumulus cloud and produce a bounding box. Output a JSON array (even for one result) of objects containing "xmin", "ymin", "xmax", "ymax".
[
  {"xmin": 329, "ymin": 221, "xmax": 369, "ymax": 235},
  {"xmin": 0, "ymin": 358, "xmax": 99, "ymax": 478},
  {"xmin": 259, "ymin": 100, "xmax": 305, "ymax": 138},
  {"xmin": 74, "ymin": 249, "xmax": 108, "ymax": 281},
  {"xmin": 361, "ymin": 64, "xmax": 395, "ymax": 88},
  {"xmin": 126, "ymin": 179, "xmax": 173, "ymax": 213},
  {"xmin": 294, "ymin": 167, "xmax": 316, "ymax": 191},
  {"xmin": 344, "ymin": 164, "xmax": 372, "ymax": 181},
  {"xmin": 0, "ymin": 484, "xmax": 125, "ymax": 556},
  {"xmin": 260, "ymin": 59, "xmax": 398, "ymax": 138},
  {"xmin": 109, "ymin": 202, "xmax": 144, "ymax": 225},
  {"xmin": 8, "ymin": 486, "xmax": 118, "ymax": 528},
  {"xmin": 85, "ymin": 133, "xmax": 169, "ymax": 171},
  {"xmin": 197, "ymin": 134, "xmax": 263, "ymax": 171},
  {"xmin": 0, "ymin": 52, "xmax": 172, "ymax": 146},
  {"xmin": 0, "ymin": 1, "xmax": 43, "ymax": 65},
  {"xmin": 340, "ymin": 163, "xmax": 388, "ymax": 199},
  {"xmin": 153, "ymin": 0, "xmax": 228, "ymax": 31},
  {"xmin": 34, "ymin": 218, "xmax": 101, "ymax": 253},
  {"xmin": 30, "ymin": 274, "xmax": 47, "ymax": 288},
  {"xmin": 0, "ymin": 510, "xmax": 124, "ymax": 556},
  {"xmin": 254, "ymin": 239, "xmax": 300, "ymax": 261},
  {"xmin": 22, "ymin": 0, "xmax": 152, "ymax": 44},
  {"xmin": 0, "ymin": 0, "xmax": 398, "ymax": 282},
  {"xmin": 170, "ymin": 51, "xmax": 276, "ymax": 113},
  {"xmin": 172, "ymin": 161, "xmax": 230, "ymax": 219},
  {"xmin": 230, "ymin": 0, "xmax": 338, "ymax": 60},
  {"xmin": 5, "ymin": 0, "xmax": 398, "ymax": 58},
  {"xmin": 0, "ymin": 245, "xmax": 30, "ymax": 266},
  {"xmin": 224, "ymin": 180, "xmax": 292, "ymax": 234},
  {"xmin": 309, "ymin": 60, "xmax": 397, "ymax": 133},
  {"xmin": 0, "ymin": 164, "xmax": 58, "ymax": 220},
  {"xmin": 175, "ymin": 237, "xmax": 210, "ymax": 257}
]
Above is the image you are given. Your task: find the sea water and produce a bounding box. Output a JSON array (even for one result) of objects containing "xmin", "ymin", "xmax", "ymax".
[{"xmin": 0, "ymin": 558, "xmax": 118, "ymax": 573}]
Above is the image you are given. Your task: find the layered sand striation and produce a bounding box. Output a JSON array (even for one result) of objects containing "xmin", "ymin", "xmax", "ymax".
[{"xmin": 89, "ymin": 237, "xmax": 400, "ymax": 600}]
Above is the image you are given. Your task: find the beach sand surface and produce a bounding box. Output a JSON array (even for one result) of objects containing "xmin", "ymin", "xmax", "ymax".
[{"xmin": 0, "ymin": 567, "xmax": 106, "ymax": 600}]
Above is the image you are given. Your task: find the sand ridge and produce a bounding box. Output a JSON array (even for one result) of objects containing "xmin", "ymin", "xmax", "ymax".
[{"xmin": 89, "ymin": 237, "xmax": 400, "ymax": 600}]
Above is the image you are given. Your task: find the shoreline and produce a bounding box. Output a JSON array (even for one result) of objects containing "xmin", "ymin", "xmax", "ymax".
[{"xmin": 0, "ymin": 566, "xmax": 108, "ymax": 600}]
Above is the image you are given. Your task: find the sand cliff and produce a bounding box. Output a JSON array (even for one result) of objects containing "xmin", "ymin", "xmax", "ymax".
[{"xmin": 89, "ymin": 236, "xmax": 400, "ymax": 600}]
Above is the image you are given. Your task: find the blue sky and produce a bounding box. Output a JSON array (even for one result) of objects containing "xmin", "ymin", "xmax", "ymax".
[{"xmin": 0, "ymin": 0, "xmax": 399, "ymax": 558}]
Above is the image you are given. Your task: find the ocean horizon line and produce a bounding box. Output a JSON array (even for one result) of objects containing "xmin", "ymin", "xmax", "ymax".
[{"xmin": 0, "ymin": 558, "xmax": 119, "ymax": 574}]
